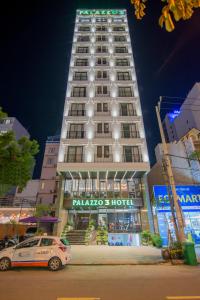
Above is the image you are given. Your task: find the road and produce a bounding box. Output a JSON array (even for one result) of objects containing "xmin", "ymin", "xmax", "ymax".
[{"xmin": 0, "ymin": 265, "xmax": 200, "ymax": 300}]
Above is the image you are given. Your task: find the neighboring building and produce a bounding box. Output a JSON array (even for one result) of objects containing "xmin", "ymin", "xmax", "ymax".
[
  {"xmin": 0, "ymin": 117, "xmax": 30, "ymax": 139},
  {"xmin": 37, "ymin": 135, "xmax": 60, "ymax": 205},
  {"xmin": 14, "ymin": 179, "xmax": 40, "ymax": 207},
  {"xmin": 163, "ymin": 82, "xmax": 200, "ymax": 142},
  {"xmin": 57, "ymin": 9, "xmax": 150, "ymax": 245},
  {"xmin": 148, "ymin": 129, "xmax": 200, "ymax": 245}
]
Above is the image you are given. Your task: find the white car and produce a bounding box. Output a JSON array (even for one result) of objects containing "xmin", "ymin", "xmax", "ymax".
[{"xmin": 0, "ymin": 236, "xmax": 71, "ymax": 271}]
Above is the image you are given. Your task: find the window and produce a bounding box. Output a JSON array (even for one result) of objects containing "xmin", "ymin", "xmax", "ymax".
[
  {"xmin": 40, "ymin": 238, "xmax": 55, "ymax": 247},
  {"xmin": 96, "ymin": 70, "xmax": 108, "ymax": 79},
  {"xmin": 73, "ymin": 72, "xmax": 87, "ymax": 80},
  {"xmin": 96, "ymin": 17, "xmax": 107, "ymax": 23},
  {"xmin": 78, "ymin": 26, "xmax": 90, "ymax": 31},
  {"xmin": 120, "ymin": 103, "xmax": 136, "ymax": 116},
  {"xmin": 116, "ymin": 58, "xmax": 129, "ymax": 66},
  {"xmin": 77, "ymin": 35, "xmax": 90, "ymax": 42},
  {"xmin": 96, "ymin": 35, "xmax": 107, "ymax": 42},
  {"xmin": 75, "ymin": 59, "xmax": 88, "ymax": 66},
  {"xmin": 123, "ymin": 146, "xmax": 142, "ymax": 162},
  {"xmin": 97, "ymin": 103, "xmax": 108, "ymax": 112},
  {"xmin": 114, "ymin": 35, "xmax": 126, "ymax": 42},
  {"xmin": 115, "ymin": 47, "xmax": 128, "ymax": 53},
  {"xmin": 70, "ymin": 103, "xmax": 85, "ymax": 116},
  {"xmin": 76, "ymin": 47, "xmax": 89, "ymax": 53},
  {"xmin": 97, "ymin": 146, "xmax": 110, "ymax": 158},
  {"xmin": 96, "ymin": 86, "xmax": 109, "ymax": 96},
  {"xmin": 104, "ymin": 123, "xmax": 109, "ymax": 133},
  {"xmin": 48, "ymin": 147, "xmax": 55, "ymax": 153},
  {"xmin": 118, "ymin": 87, "xmax": 133, "ymax": 97},
  {"xmin": 117, "ymin": 72, "xmax": 131, "ymax": 80},
  {"xmin": 96, "ymin": 25, "xmax": 107, "ymax": 32},
  {"xmin": 104, "ymin": 146, "xmax": 110, "ymax": 158},
  {"xmin": 67, "ymin": 146, "xmax": 83, "ymax": 162},
  {"xmin": 69, "ymin": 124, "xmax": 84, "ymax": 139},
  {"xmin": 112, "ymin": 18, "xmax": 124, "ymax": 23},
  {"xmin": 97, "ymin": 146, "xmax": 103, "ymax": 158},
  {"xmin": 16, "ymin": 239, "xmax": 40, "ymax": 249},
  {"xmin": 113, "ymin": 26, "xmax": 125, "ymax": 31},
  {"xmin": 96, "ymin": 57, "xmax": 108, "ymax": 66},
  {"xmin": 47, "ymin": 157, "xmax": 54, "ymax": 165},
  {"xmin": 72, "ymin": 87, "xmax": 86, "ymax": 97},
  {"xmin": 122, "ymin": 123, "xmax": 138, "ymax": 138},
  {"xmin": 96, "ymin": 46, "xmax": 107, "ymax": 53},
  {"xmin": 79, "ymin": 17, "xmax": 91, "ymax": 23},
  {"xmin": 97, "ymin": 123, "xmax": 102, "ymax": 133}
]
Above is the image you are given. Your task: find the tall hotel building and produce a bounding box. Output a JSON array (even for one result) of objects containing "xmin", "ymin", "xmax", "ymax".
[{"xmin": 57, "ymin": 9, "xmax": 151, "ymax": 245}]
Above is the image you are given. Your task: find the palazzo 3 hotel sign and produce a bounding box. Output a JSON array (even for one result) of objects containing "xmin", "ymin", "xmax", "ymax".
[{"xmin": 72, "ymin": 199, "xmax": 134, "ymax": 208}]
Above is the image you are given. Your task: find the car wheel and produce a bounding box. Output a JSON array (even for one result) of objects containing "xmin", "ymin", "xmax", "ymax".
[
  {"xmin": 48, "ymin": 257, "xmax": 62, "ymax": 271},
  {"xmin": 0, "ymin": 257, "xmax": 11, "ymax": 271}
]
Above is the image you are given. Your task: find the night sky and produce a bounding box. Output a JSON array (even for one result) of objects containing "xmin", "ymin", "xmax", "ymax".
[{"xmin": 0, "ymin": 0, "xmax": 200, "ymax": 178}]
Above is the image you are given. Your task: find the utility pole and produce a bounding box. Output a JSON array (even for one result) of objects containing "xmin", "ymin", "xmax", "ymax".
[{"xmin": 155, "ymin": 99, "xmax": 185, "ymax": 243}]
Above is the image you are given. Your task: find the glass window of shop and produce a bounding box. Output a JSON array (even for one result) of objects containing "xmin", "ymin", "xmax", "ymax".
[{"xmin": 107, "ymin": 212, "xmax": 141, "ymax": 233}]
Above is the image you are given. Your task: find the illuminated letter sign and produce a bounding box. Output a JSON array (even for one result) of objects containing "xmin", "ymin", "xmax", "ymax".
[
  {"xmin": 72, "ymin": 199, "xmax": 133, "ymax": 207},
  {"xmin": 79, "ymin": 10, "xmax": 125, "ymax": 16}
]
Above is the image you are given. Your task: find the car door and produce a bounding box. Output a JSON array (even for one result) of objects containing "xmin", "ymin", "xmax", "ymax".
[
  {"xmin": 35, "ymin": 238, "xmax": 55, "ymax": 266},
  {"xmin": 12, "ymin": 238, "xmax": 40, "ymax": 267}
]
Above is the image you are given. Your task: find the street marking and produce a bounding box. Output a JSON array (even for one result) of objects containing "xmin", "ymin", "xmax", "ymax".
[
  {"xmin": 166, "ymin": 297, "xmax": 200, "ymax": 300},
  {"xmin": 57, "ymin": 298, "xmax": 100, "ymax": 300}
]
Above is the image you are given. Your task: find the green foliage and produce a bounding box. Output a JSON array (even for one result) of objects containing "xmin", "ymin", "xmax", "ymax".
[
  {"xmin": 96, "ymin": 226, "xmax": 108, "ymax": 245},
  {"xmin": 151, "ymin": 234, "xmax": 162, "ymax": 248},
  {"xmin": 141, "ymin": 230, "xmax": 163, "ymax": 248},
  {"xmin": 35, "ymin": 227, "xmax": 44, "ymax": 236},
  {"xmin": 0, "ymin": 130, "xmax": 39, "ymax": 190},
  {"xmin": 34, "ymin": 204, "xmax": 51, "ymax": 218},
  {"xmin": 141, "ymin": 230, "xmax": 152, "ymax": 245},
  {"xmin": 0, "ymin": 107, "xmax": 7, "ymax": 120},
  {"xmin": 189, "ymin": 151, "xmax": 200, "ymax": 161}
]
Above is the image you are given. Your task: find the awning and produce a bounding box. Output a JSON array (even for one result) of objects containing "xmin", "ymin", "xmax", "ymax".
[{"xmin": 19, "ymin": 216, "xmax": 59, "ymax": 223}]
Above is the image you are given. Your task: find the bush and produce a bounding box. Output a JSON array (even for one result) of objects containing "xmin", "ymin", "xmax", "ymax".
[
  {"xmin": 141, "ymin": 230, "xmax": 152, "ymax": 245},
  {"xmin": 151, "ymin": 234, "xmax": 162, "ymax": 248}
]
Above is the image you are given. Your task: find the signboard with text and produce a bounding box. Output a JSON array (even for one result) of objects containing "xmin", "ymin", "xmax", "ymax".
[
  {"xmin": 153, "ymin": 185, "xmax": 200, "ymax": 212},
  {"xmin": 72, "ymin": 198, "xmax": 134, "ymax": 208},
  {"xmin": 78, "ymin": 9, "xmax": 125, "ymax": 16}
]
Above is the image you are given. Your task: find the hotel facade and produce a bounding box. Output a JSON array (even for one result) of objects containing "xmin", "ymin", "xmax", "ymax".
[{"xmin": 57, "ymin": 9, "xmax": 151, "ymax": 245}]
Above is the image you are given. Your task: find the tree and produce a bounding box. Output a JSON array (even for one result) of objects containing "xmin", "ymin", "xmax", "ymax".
[
  {"xmin": 0, "ymin": 107, "xmax": 39, "ymax": 195},
  {"xmin": 131, "ymin": 0, "xmax": 200, "ymax": 32}
]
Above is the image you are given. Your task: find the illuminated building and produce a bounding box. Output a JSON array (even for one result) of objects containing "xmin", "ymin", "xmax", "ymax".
[{"xmin": 57, "ymin": 9, "xmax": 151, "ymax": 245}]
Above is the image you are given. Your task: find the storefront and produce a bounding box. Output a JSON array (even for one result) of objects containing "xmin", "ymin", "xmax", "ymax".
[
  {"xmin": 67, "ymin": 198, "xmax": 142, "ymax": 246},
  {"xmin": 154, "ymin": 185, "xmax": 200, "ymax": 246}
]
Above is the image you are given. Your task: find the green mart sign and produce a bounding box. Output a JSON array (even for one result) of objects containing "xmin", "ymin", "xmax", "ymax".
[
  {"xmin": 72, "ymin": 199, "xmax": 133, "ymax": 207},
  {"xmin": 79, "ymin": 9, "xmax": 125, "ymax": 16}
]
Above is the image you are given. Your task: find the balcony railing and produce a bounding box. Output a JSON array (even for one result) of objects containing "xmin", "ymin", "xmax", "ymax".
[
  {"xmin": 95, "ymin": 110, "xmax": 110, "ymax": 116},
  {"xmin": 68, "ymin": 110, "xmax": 86, "ymax": 116},
  {"xmin": 95, "ymin": 132, "xmax": 112, "ymax": 138},
  {"xmin": 123, "ymin": 154, "xmax": 143, "ymax": 163},
  {"xmin": 73, "ymin": 76, "xmax": 88, "ymax": 81},
  {"xmin": 95, "ymin": 92, "xmax": 110, "ymax": 97},
  {"xmin": 67, "ymin": 131, "xmax": 85, "ymax": 139},
  {"xmin": 121, "ymin": 131, "xmax": 140, "ymax": 138},
  {"xmin": 120, "ymin": 110, "xmax": 137, "ymax": 116},
  {"xmin": 0, "ymin": 198, "xmax": 36, "ymax": 208},
  {"xmin": 71, "ymin": 92, "xmax": 87, "ymax": 97},
  {"xmin": 64, "ymin": 154, "xmax": 113, "ymax": 163}
]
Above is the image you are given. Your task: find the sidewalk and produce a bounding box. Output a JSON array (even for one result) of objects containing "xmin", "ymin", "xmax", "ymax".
[{"xmin": 69, "ymin": 245, "xmax": 164, "ymax": 265}]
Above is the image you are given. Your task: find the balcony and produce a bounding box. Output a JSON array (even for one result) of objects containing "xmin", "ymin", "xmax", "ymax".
[
  {"xmin": 71, "ymin": 92, "xmax": 87, "ymax": 97},
  {"xmin": 66, "ymin": 131, "xmax": 85, "ymax": 139},
  {"xmin": 0, "ymin": 198, "xmax": 36, "ymax": 208},
  {"xmin": 68, "ymin": 110, "xmax": 86, "ymax": 116},
  {"xmin": 121, "ymin": 131, "xmax": 140, "ymax": 139},
  {"xmin": 123, "ymin": 154, "xmax": 143, "ymax": 163},
  {"xmin": 95, "ymin": 110, "xmax": 110, "ymax": 116},
  {"xmin": 95, "ymin": 132, "xmax": 112, "ymax": 138},
  {"xmin": 120, "ymin": 109, "xmax": 137, "ymax": 116},
  {"xmin": 73, "ymin": 76, "xmax": 88, "ymax": 81},
  {"xmin": 64, "ymin": 154, "xmax": 113, "ymax": 163}
]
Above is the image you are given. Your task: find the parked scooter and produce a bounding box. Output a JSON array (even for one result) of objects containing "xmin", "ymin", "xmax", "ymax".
[{"xmin": 0, "ymin": 237, "xmax": 18, "ymax": 251}]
